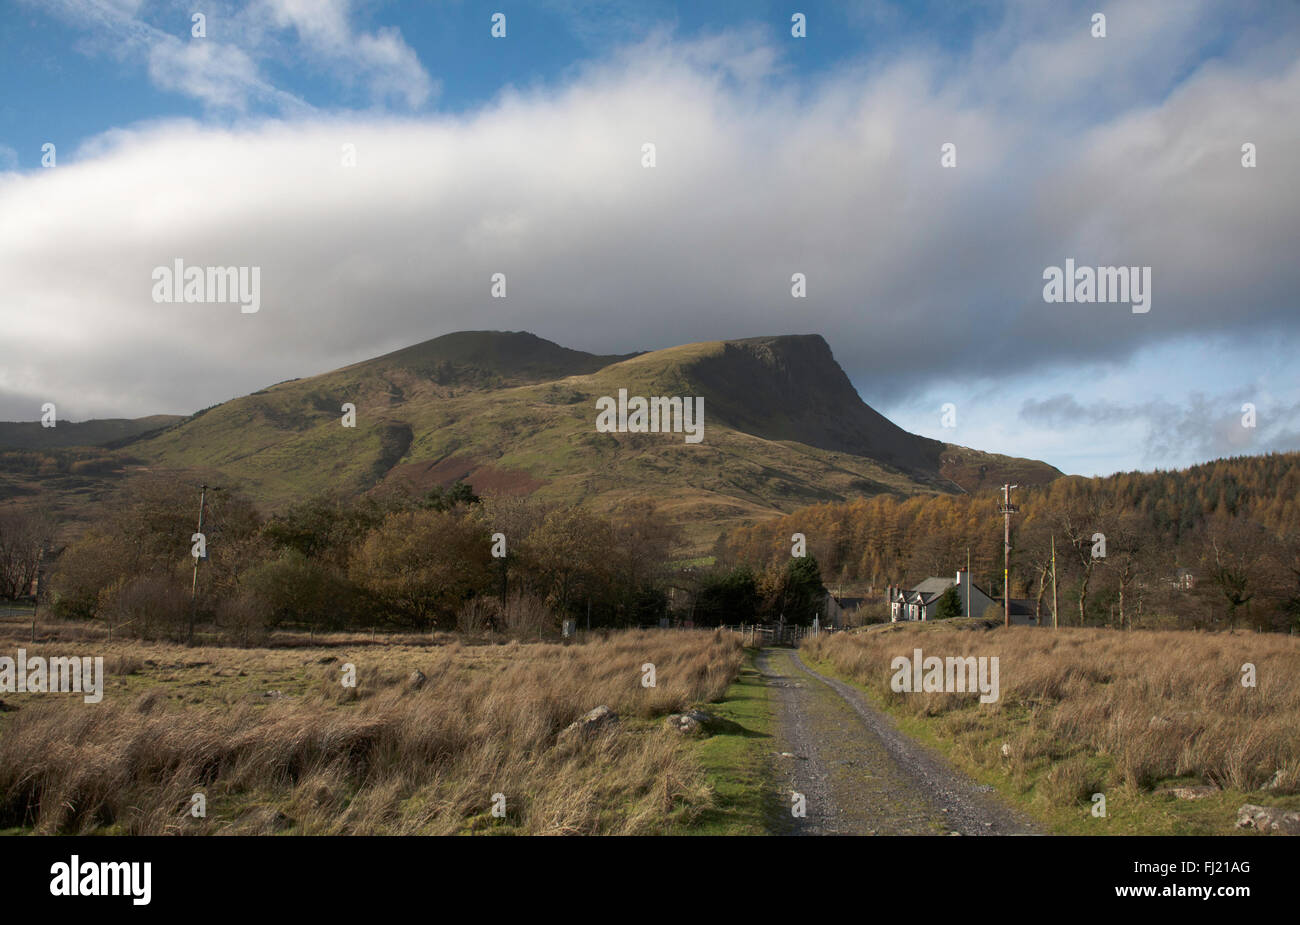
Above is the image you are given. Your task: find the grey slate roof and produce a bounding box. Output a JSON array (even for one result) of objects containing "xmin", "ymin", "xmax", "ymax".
[{"xmin": 911, "ymin": 577, "xmax": 956, "ymax": 602}]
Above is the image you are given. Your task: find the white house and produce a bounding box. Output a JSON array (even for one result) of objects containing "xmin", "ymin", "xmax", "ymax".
[{"xmin": 888, "ymin": 570, "xmax": 997, "ymax": 622}]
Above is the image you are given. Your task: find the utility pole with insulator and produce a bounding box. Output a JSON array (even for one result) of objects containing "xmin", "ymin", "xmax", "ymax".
[
  {"xmin": 965, "ymin": 546, "xmax": 971, "ymax": 619},
  {"xmin": 999, "ymin": 483, "xmax": 1020, "ymax": 628},
  {"xmin": 1051, "ymin": 534, "xmax": 1059, "ymax": 630},
  {"xmin": 189, "ymin": 484, "xmax": 208, "ymax": 644},
  {"xmin": 31, "ymin": 543, "xmax": 46, "ymax": 643}
]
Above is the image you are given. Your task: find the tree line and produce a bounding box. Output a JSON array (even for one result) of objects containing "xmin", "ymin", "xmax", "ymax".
[
  {"xmin": 2, "ymin": 470, "xmax": 834, "ymax": 638},
  {"xmin": 714, "ymin": 452, "xmax": 1300, "ymax": 632},
  {"xmin": 18, "ymin": 475, "xmax": 693, "ymax": 641}
]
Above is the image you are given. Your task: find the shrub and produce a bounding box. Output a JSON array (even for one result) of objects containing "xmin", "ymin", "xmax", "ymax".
[{"xmin": 97, "ymin": 571, "xmax": 190, "ymax": 640}]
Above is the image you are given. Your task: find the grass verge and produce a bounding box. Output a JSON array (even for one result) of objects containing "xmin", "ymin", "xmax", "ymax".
[{"xmin": 674, "ymin": 649, "xmax": 778, "ymax": 835}]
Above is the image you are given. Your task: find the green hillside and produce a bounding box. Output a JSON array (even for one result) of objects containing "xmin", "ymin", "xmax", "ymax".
[
  {"xmin": 0, "ymin": 415, "xmax": 183, "ymax": 450},
  {"xmin": 110, "ymin": 331, "xmax": 1059, "ymax": 550}
]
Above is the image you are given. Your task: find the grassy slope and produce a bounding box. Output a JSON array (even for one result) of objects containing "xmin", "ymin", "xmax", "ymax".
[
  {"xmin": 0, "ymin": 627, "xmax": 746, "ymax": 835},
  {"xmin": 801, "ymin": 622, "xmax": 1300, "ymax": 835},
  {"xmin": 0, "ymin": 415, "xmax": 183, "ymax": 450},
  {"xmin": 10, "ymin": 332, "xmax": 1059, "ymax": 551}
]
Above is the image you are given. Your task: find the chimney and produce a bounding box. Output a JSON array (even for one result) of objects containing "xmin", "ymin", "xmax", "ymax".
[{"xmin": 956, "ymin": 569, "xmax": 964, "ymax": 586}]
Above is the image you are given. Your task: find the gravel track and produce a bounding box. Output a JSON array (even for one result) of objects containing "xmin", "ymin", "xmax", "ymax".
[{"xmin": 758, "ymin": 647, "xmax": 1040, "ymax": 836}]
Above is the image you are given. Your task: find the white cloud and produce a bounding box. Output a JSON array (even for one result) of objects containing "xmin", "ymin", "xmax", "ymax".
[
  {"xmin": 147, "ymin": 38, "xmax": 272, "ymax": 112},
  {"xmin": 256, "ymin": 0, "xmax": 435, "ymax": 107},
  {"xmin": 0, "ymin": 9, "xmax": 1296, "ymax": 483},
  {"xmin": 28, "ymin": 0, "xmax": 434, "ymax": 112}
]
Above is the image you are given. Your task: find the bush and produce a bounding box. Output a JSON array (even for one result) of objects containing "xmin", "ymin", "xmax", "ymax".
[
  {"xmin": 500, "ymin": 590, "xmax": 555, "ymax": 638},
  {"xmin": 215, "ymin": 588, "xmax": 271, "ymax": 645},
  {"xmin": 97, "ymin": 572, "xmax": 190, "ymax": 640},
  {"xmin": 243, "ymin": 549, "xmax": 357, "ymax": 630},
  {"xmin": 456, "ymin": 596, "xmax": 499, "ymax": 635}
]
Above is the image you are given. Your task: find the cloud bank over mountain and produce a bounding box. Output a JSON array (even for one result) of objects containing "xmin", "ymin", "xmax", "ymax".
[{"xmin": 1, "ymin": 1, "xmax": 1297, "ymax": 475}]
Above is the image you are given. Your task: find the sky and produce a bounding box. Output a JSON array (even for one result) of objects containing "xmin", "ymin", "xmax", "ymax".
[{"xmin": 1, "ymin": 0, "xmax": 1297, "ymax": 478}]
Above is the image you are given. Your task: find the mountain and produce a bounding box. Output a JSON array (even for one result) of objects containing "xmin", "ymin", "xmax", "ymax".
[
  {"xmin": 0, "ymin": 331, "xmax": 1061, "ymax": 550},
  {"xmin": 338, "ymin": 329, "xmax": 640, "ymax": 387},
  {"xmin": 0, "ymin": 415, "xmax": 183, "ymax": 450}
]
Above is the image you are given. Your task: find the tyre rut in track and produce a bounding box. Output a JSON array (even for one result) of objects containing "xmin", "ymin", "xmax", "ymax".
[{"xmin": 757, "ymin": 647, "xmax": 1040, "ymax": 836}]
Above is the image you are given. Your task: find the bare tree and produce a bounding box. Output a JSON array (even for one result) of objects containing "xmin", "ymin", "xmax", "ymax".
[
  {"xmin": 1099, "ymin": 509, "xmax": 1148, "ymax": 629},
  {"xmin": 1202, "ymin": 516, "xmax": 1271, "ymax": 633},
  {"xmin": 1057, "ymin": 494, "xmax": 1105, "ymax": 627},
  {"xmin": 1017, "ymin": 517, "xmax": 1055, "ymax": 625},
  {"xmin": 0, "ymin": 508, "xmax": 55, "ymax": 600}
]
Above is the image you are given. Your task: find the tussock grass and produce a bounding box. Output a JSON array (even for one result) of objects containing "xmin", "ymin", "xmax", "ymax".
[
  {"xmin": 0, "ymin": 629, "xmax": 742, "ymax": 834},
  {"xmin": 802, "ymin": 626, "xmax": 1300, "ymax": 831}
]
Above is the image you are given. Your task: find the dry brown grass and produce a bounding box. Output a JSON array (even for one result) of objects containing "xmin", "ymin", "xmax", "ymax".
[
  {"xmin": 0, "ymin": 629, "xmax": 742, "ymax": 835},
  {"xmin": 802, "ymin": 624, "xmax": 1300, "ymax": 808}
]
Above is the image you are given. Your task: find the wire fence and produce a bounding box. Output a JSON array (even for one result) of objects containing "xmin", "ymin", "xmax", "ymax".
[
  {"xmin": 0, "ymin": 601, "xmax": 838, "ymax": 649},
  {"xmin": 720, "ymin": 622, "xmax": 839, "ymax": 646}
]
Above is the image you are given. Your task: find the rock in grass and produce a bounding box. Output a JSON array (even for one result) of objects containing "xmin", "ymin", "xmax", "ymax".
[
  {"xmin": 1236, "ymin": 804, "xmax": 1300, "ymax": 834},
  {"xmin": 664, "ymin": 710, "xmax": 714, "ymax": 737},
  {"xmin": 1260, "ymin": 768, "xmax": 1294, "ymax": 793},
  {"xmin": 407, "ymin": 669, "xmax": 427, "ymax": 690},
  {"xmin": 1153, "ymin": 785, "xmax": 1219, "ymax": 800},
  {"xmin": 559, "ymin": 705, "xmax": 619, "ymax": 744}
]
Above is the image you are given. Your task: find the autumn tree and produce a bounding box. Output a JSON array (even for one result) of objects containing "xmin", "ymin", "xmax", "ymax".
[
  {"xmin": 601, "ymin": 500, "xmax": 679, "ymax": 621},
  {"xmin": 48, "ymin": 475, "xmax": 261, "ymax": 621},
  {"xmin": 760, "ymin": 555, "xmax": 826, "ymax": 625},
  {"xmin": 350, "ymin": 509, "xmax": 493, "ymax": 629},
  {"xmin": 1015, "ymin": 516, "xmax": 1056, "ymax": 626},
  {"xmin": 261, "ymin": 491, "xmax": 386, "ymax": 566},
  {"xmin": 522, "ymin": 508, "xmax": 613, "ymax": 622}
]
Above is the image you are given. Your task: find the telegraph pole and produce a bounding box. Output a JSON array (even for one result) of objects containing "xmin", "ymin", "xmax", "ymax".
[
  {"xmin": 189, "ymin": 484, "xmax": 208, "ymax": 644},
  {"xmin": 965, "ymin": 546, "xmax": 971, "ymax": 618},
  {"xmin": 31, "ymin": 543, "xmax": 45, "ymax": 643},
  {"xmin": 1051, "ymin": 534, "xmax": 1059, "ymax": 630},
  {"xmin": 999, "ymin": 484, "xmax": 1019, "ymax": 627}
]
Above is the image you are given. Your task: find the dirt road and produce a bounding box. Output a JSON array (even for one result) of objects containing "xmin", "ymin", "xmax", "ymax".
[{"xmin": 758, "ymin": 647, "xmax": 1039, "ymax": 836}]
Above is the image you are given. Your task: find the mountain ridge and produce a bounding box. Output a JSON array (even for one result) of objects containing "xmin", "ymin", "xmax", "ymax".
[{"xmin": 0, "ymin": 330, "xmax": 1062, "ymax": 550}]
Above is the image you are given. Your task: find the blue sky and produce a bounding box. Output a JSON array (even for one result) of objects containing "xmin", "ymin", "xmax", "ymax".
[
  {"xmin": 1, "ymin": 2, "xmax": 998, "ymax": 148},
  {"xmin": 1, "ymin": 0, "xmax": 1297, "ymax": 477}
]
